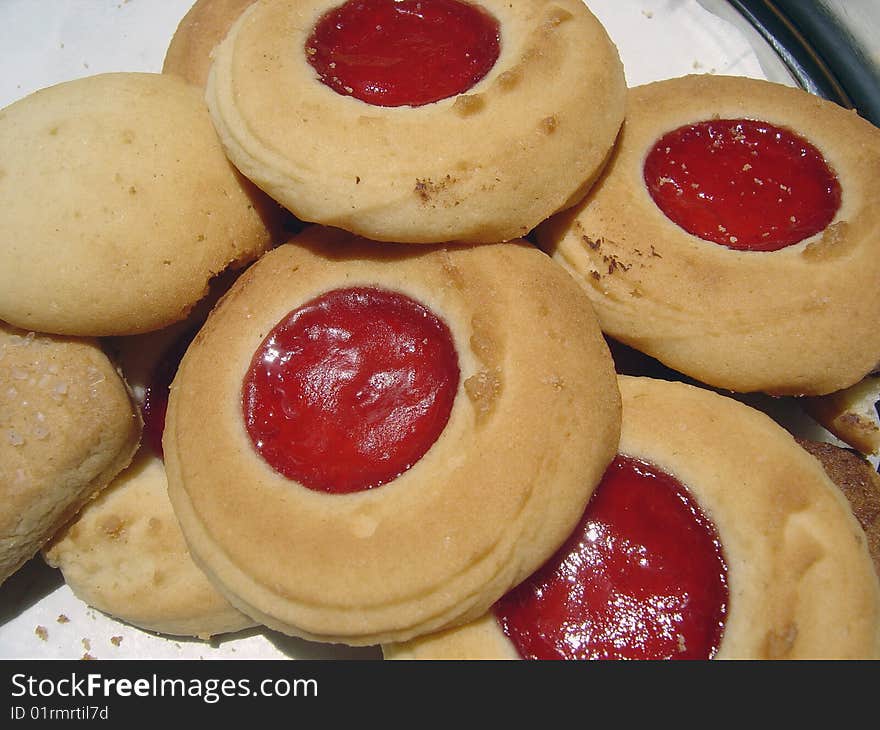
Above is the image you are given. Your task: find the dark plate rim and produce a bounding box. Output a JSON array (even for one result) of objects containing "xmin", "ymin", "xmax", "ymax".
[{"xmin": 729, "ymin": 0, "xmax": 880, "ymax": 127}]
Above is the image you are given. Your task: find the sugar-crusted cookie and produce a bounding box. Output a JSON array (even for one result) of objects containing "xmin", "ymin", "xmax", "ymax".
[
  {"xmin": 384, "ymin": 376, "xmax": 880, "ymax": 659},
  {"xmin": 0, "ymin": 72, "xmax": 277, "ymax": 336},
  {"xmin": 163, "ymin": 226, "xmax": 621, "ymax": 645},
  {"xmin": 205, "ymin": 0, "xmax": 625, "ymax": 243},
  {"xmin": 536, "ymin": 74, "xmax": 880, "ymax": 396},
  {"xmin": 0, "ymin": 323, "xmax": 140, "ymax": 585}
]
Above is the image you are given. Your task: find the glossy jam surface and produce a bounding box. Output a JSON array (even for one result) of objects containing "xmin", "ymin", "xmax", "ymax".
[
  {"xmin": 242, "ymin": 287, "xmax": 459, "ymax": 494},
  {"xmin": 142, "ymin": 328, "xmax": 198, "ymax": 460},
  {"xmin": 644, "ymin": 118, "xmax": 841, "ymax": 251},
  {"xmin": 494, "ymin": 455, "xmax": 728, "ymax": 660},
  {"xmin": 305, "ymin": 0, "xmax": 501, "ymax": 107}
]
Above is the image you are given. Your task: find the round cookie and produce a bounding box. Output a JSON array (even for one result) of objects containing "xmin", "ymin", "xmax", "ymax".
[
  {"xmin": 43, "ymin": 313, "xmax": 256, "ymax": 639},
  {"xmin": 796, "ymin": 438, "xmax": 880, "ymax": 579},
  {"xmin": 536, "ymin": 74, "xmax": 880, "ymax": 396},
  {"xmin": 0, "ymin": 72, "xmax": 277, "ymax": 336},
  {"xmin": 0, "ymin": 323, "xmax": 141, "ymax": 585},
  {"xmin": 162, "ymin": 0, "xmax": 302, "ymax": 242},
  {"xmin": 163, "ymin": 0, "xmax": 257, "ymax": 88},
  {"xmin": 205, "ymin": 0, "xmax": 625, "ymax": 243},
  {"xmin": 384, "ymin": 376, "xmax": 880, "ymax": 659},
  {"xmin": 802, "ymin": 375, "xmax": 880, "ymax": 456},
  {"xmin": 43, "ymin": 450, "xmax": 257, "ymax": 639},
  {"xmin": 163, "ymin": 226, "xmax": 622, "ymax": 645}
]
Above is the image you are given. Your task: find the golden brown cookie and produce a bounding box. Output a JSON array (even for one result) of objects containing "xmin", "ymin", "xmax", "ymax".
[
  {"xmin": 43, "ymin": 450, "xmax": 257, "ymax": 639},
  {"xmin": 163, "ymin": 0, "xmax": 257, "ymax": 88},
  {"xmin": 205, "ymin": 0, "xmax": 625, "ymax": 243},
  {"xmin": 384, "ymin": 376, "xmax": 880, "ymax": 659},
  {"xmin": 536, "ymin": 74, "xmax": 880, "ymax": 396},
  {"xmin": 43, "ymin": 318, "xmax": 256, "ymax": 639},
  {"xmin": 0, "ymin": 72, "xmax": 276, "ymax": 336},
  {"xmin": 164, "ymin": 226, "xmax": 621, "ymax": 646},
  {"xmin": 0, "ymin": 323, "xmax": 141, "ymax": 585},
  {"xmin": 796, "ymin": 438, "xmax": 880, "ymax": 579},
  {"xmin": 802, "ymin": 375, "xmax": 880, "ymax": 456},
  {"xmin": 162, "ymin": 0, "xmax": 302, "ymax": 243}
]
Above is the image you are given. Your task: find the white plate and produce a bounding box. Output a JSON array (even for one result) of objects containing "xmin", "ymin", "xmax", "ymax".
[{"xmin": 0, "ymin": 0, "xmax": 844, "ymax": 661}]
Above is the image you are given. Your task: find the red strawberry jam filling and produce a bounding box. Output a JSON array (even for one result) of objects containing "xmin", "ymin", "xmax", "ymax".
[
  {"xmin": 305, "ymin": 0, "xmax": 501, "ymax": 107},
  {"xmin": 643, "ymin": 118, "xmax": 841, "ymax": 251},
  {"xmin": 242, "ymin": 287, "xmax": 459, "ymax": 494},
  {"xmin": 494, "ymin": 454, "xmax": 728, "ymax": 660}
]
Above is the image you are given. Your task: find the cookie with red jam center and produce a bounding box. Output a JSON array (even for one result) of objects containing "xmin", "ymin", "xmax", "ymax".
[
  {"xmin": 205, "ymin": 0, "xmax": 625, "ymax": 243},
  {"xmin": 163, "ymin": 226, "xmax": 621, "ymax": 645},
  {"xmin": 536, "ymin": 74, "xmax": 880, "ymax": 397},
  {"xmin": 383, "ymin": 376, "xmax": 880, "ymax": 660}
]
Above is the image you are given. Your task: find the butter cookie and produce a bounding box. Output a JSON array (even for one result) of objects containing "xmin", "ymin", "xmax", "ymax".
[
  {"xmin": 536, "ymin": 75, "xmax": 880, "ymax": 396},
  {"xmin": 163, "ymin": 0, "xmax": 257, "ymax": 88},
  {"xmin": 205, "ymin": 0, "xmax": 625, "ymax": 243},
  {"xmin": 802, "ymin": 375, "xmax": 880, "ymax": 456},
  {"xmin": 796, "ymin": 438, "xmax": 880, "ymax": 579},
  {"xmin": 163, "ymin": 226, "xmax": 621, "ymax": 645},
  {"xmin": 0, "ymin": 72, "xmax": 276, "ymax": 336},
  {"xmin": 44, "ymin": 451, "xmax": 257, "ymax": 639},
  {"xmin": 163, "ymin": 0, "xmax": 301, "ymax": 242},
  {"xmin": 384, "ymin": 376, "xmax": 880, "ymax": 659},
  {"xmin": 44, "ymin": 322, "xmax": 256, "ymax": 639},
  {"xmin": 0, "ymin": 323, "xmax": 140, "ymax": 585}
]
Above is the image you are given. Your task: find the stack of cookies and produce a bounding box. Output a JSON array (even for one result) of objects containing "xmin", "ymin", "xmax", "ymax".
[{"xmin": 1, "ymin": 0, "xmax": 879, "ymax": 659}]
